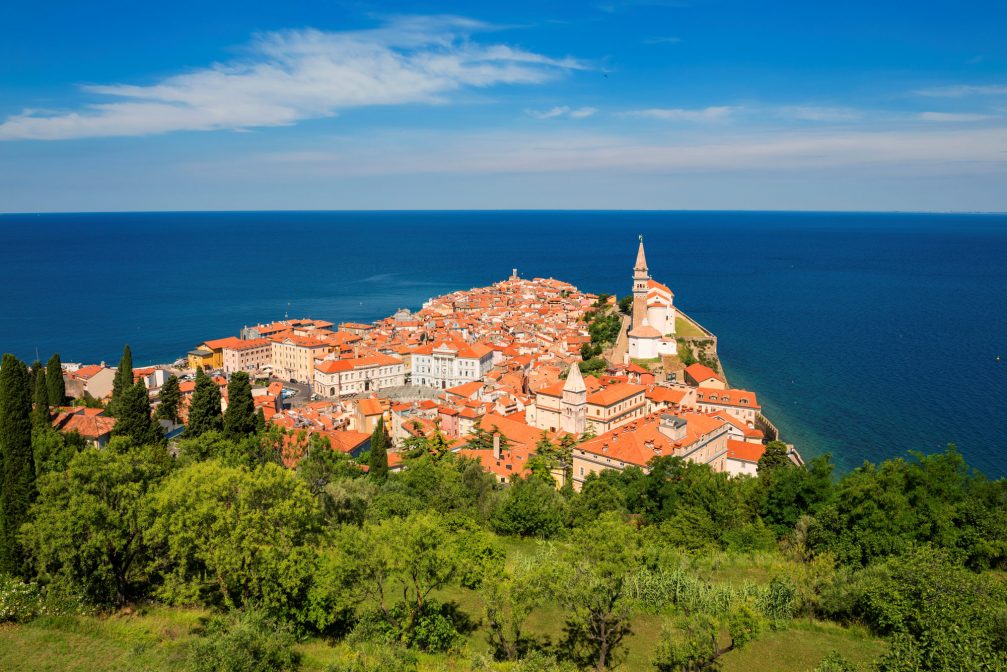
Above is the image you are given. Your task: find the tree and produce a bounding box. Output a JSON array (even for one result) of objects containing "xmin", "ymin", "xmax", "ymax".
[
  {"xmin": 187, "ymin": 367, "xmax": 223, "ymax": 438},
  {"xmin": 223, "ymin": 372, "xmax": 256, "ymax": 439},
  {"xmin": 491, "ymin": 476, "xmax": 566, "ymax": 538},
  {"xmin": 481, "ymin": 550, "xmax": 551, "ymax": 660},
  {"xmin": 0, "ymin": 354, "xmax": 35, "ymax": 576},
  {"xmin": 146, "ymin": 460, "xmax": 320, "ymax": 623},
  {"xmin": 368, "ymin": 417, "xmax": 389, "ymax": 482},
  {"xmin": 553, "ymin": 514, "xmax": 643, "ymax": 671},
  {"xmin": 156, "ymin": 374, "xmax": 181, "ymax": 424},
  {"xmin": 20, "ymin": 442, "xmax": 171, "ymax": 606},
  {"xmin": 31, "ymin": 367, "xmax": 50, "ymax": 429},
  {"xmin": 111, "ymin": 381, "xmax": 162, "ymax": 445},
  {"xmin": 618, "ymin": 295, "xmax": 633, "ymax": 315},
  {"xmin": 328, "ymin": 511, "xmax": 465, "ymax": 645},
  {"xmin": 651, "ymin": 602, "xmax": 763, "ymax": 671},
  {"xmin": 32, "ymin": 426, "xmax": 84, "ymax": 477},
  {"xmin": 46, "ymin": 353, "xmax": 65, "ymax": 407},
  {"xmin": 757, "ymin": 440, "xmax": 791, "ymax": 474},
  {"xmin": 109, "ymin": 344, "xmax": 133, "ymax": 417}
]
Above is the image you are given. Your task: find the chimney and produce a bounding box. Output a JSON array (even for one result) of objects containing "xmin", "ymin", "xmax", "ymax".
[{"xmin": 493, "ymin": 432, "xmax": 501, "ymax": 459}]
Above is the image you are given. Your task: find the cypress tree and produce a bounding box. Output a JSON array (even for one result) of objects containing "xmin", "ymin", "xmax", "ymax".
[
  {"xmin": 46, "ymin": 353, "xmax": 65, "ymax": 407},
  {"xmin": 109, "ymin": 344, "xmax": 133, "ymax": 417},
  {"xmin": 255, "ymin": 407, "xmax": 266, "ymax": 433},
  {"xmin": 368, "ymin": 417, "xmax": 389, "ymax": 482},
  {"xmin": 28, "ymin": 360, "xmax": 42, "ymax": 392},
  {"xmin": 187, "ymin": 367, "xmax": 222, "ymax": 438},
  {"xmin": 156, "ymin": 374, "xmax": 181, "ymax": 424},
  {"xmin": 223, "ymin": 371, "xmax": 256, "ymax": 439},
  {"xmin": 31, "ymin": 367, "xmax": 50, "ymax": 429},
  {"xmin": 0, "ymin": 354, "xmax": 35, "ymax": 575},
  {"xmin": 111, "ymin": 381, "xmax": 162, "ymax": 446}
]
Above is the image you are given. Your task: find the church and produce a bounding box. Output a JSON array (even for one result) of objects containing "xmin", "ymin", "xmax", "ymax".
[{"xmin": 627, "ymin": 236, "xmax": 678, "ymax": 360}]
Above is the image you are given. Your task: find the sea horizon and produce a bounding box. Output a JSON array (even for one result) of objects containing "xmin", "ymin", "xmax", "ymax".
[{"xmin": 2, "ymin": 210, "xmax": 1005, "ymax": 478}]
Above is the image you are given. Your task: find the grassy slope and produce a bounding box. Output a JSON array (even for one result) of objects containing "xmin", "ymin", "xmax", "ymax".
[{"xmin": 0, "ymin": 544, "xmax": 885, "ymax": 671}]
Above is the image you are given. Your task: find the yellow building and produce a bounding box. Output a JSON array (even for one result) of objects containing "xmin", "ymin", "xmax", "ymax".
[{"xmin": 187, "ymin": 337, "xmax": 243, "ymax": 371}]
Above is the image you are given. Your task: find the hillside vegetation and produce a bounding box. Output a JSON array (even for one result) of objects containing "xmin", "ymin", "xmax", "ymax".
[{"xmin": 2, "ymin": 353, "xmax": 1006, "ymax": 671}]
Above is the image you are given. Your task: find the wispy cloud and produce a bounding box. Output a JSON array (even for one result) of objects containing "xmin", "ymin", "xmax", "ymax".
[
  {"xmin": 642, "ymin": 36, "xmax": 681, "ymax": 45},
  {"xmin": 596, "ymin": 0, "xmax": 691, "ymax": 13},
  {"xmin": 917, "ymin": 111, "xmax": 996, "ymax": 122},
  {"xmin": 0, "ymin": 16, "xmax": 588, "ymax": 141},
  {"xmin": 238, "ymin": 126, "xmax": 1007, "ymax": 178},
  {"xmin": 913, "ymin": 84, "xmax": 1007, "ymax": 98},
  {"xmin": 776, "ymin": 106, "xmax": 862, "ymax": 122},
  {"xmin": 527, "ymin": 106, "xmax": 597, "ymax": 119},
  {"xmin": 622, "ymin": 106, "xmax": 733, "ymax": 122}
]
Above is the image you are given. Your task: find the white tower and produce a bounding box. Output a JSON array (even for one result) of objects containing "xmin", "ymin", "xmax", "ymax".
[{"xmin": 560, "ymin": 362, "xmax": 587, "ymax": 435}]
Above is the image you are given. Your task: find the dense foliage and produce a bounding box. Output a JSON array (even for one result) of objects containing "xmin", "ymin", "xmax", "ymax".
[{"xmin": 2, "ymin": 351, "xmax": 1006, "ymax": 671}]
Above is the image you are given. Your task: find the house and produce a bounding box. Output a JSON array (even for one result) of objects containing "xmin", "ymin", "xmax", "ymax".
[
  {"xmin": 694, "ymin": 387, "xmax": 760, "ymax": 427},
  {"xmin": 51, "ymin": 408, "xmax": 116, "ymax": 448},
  {"xmin": 187, "ymin": 336, "xmax": 244, "ymax": 370},
  {"xmin": 64, "ymin": 364, "xmax": 116, "ymax": 400},
  {"xmin": 684, "ymin": 363, "xmax": 725, "ymax": 389},
  {"xmin": 725, "ymin": 440, "xmax": 766, "ymax": 477},
  {"xmin": 571, "ymin": 412, "xmax": 730, "ymax": 490},
  {"xmin": 411, "ymin": 340, "xmax": 494, "ymax": 389},
  {"xmin": 222, "ymin": 338, "xmax": 272, "ymax": 374},
  {"xmin": 313, "ymin": 354, "xmax": 405, "ymax": 398},
  {"xmin": 269, "ymin": 333, "xmax": 330, "ymax": 384}
]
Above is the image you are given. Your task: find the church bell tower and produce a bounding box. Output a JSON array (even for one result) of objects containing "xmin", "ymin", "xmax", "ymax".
[{"xmin": 632, "ymin": 235, "xmax": 650, "ymax": 329}]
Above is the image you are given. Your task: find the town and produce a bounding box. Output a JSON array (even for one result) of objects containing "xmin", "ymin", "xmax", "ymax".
[{"xmin": 49, "ymin": 238, "xmax": 799, "ymax": 486}]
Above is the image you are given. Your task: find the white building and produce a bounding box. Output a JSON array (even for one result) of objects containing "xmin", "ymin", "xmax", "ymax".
[
  {"xmin": 411, "ymin": 340, "xmax": 494, "ymax": 389},
  {"xmin": 627, "ymin": 237, "xmax": 678, "ymax": 361},
  {"xmin": 314, "ymin": 354, "xmax": 406, "ymax": 398}
]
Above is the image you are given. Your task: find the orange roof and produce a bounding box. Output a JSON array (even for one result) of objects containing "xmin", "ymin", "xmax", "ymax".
[
  {"xmin": 53, "ymin": 412, "xmax": 116, "ymax": 439},
  {"xmin": 445, "ymin": 381, "xmax": 483, "ymax": 399},
  {"xmin": 356, "ymin": 398, "xmax": 384, "ymax": 416},
  {"xmin": 646, "ymin": 386, "xmax": 687, "ymax": 404},
  {"xmin": 685, "ymin": 363, "xmax": 723, "ymax": 383},
  {"xmin": 578, "ymin": 411, "xmax": 727, "ymax": 468},
  {"xmin": 203, "ymin": 336, "xmax": 243, "ymax": 350},
  {"xmin": 727, "ymin": 439, "xmax": 766, "ymax": 463},
  {"xmin": 72, "ymin": 364, "xmax": 105, "ymax": 380},
  {"xmin": 586, "ymin": 382, "xmax": 646, "ymax": 407},
  {"xmin": 225, "ymin": 338, "xmax": 271, "ymax": 351},
  {"xmin": 696, "ymin": 387, "xmax": 760, "ymax": 410}
]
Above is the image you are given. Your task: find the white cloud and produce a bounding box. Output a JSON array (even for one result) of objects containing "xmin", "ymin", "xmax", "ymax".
[
  {"xmin": 622, "ymin": 106, "xmax": 733, "ymax": 122},
  {"xmin": 913, "ymin": 84, "xmax": 1007, "ymax": 97},
  {"xmin": 0, "ymin": 16, "xmax": 588, "ymax": 141},
  {"xmin": 917, "ymin": 112, "xmax": 996, "ymax": 122},
  {"xmin": 527, "ymin": 105, "xmax": 597, "ymax": 119},
  {"xmin": 238, "ymin": 126, "xmax": 1007, "ymax": 178},
  {"xmin": 776, "ymin": 106, "xmax": 862, "ymax": 122}
]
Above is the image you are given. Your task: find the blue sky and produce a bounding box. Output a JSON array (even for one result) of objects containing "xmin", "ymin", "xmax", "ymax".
[{"xmin": 1, "ymin": 1, "xmax": 1005, "ymax": 212}]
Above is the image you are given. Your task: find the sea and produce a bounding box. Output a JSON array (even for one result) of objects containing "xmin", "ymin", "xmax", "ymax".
[{"xmin": 1, "ymin": 211, "xmax": 1005, "ymax": 477}]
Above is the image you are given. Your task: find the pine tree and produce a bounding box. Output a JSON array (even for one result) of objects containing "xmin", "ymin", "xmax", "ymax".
[
  {"xmin": 0, "ymin": 354, "xmax": 36, "ymax": 575},
  {"xmin": 111, "ymin": 381, "xmax": 162, "ymax": 445},
  {"xmin": 187, "ymin": 367, "xmax": 222, "ymax": 438},
  {"xmin": 156, "ymin": 374, "xmax": 181, "ymax": 424},
  {"xmin": 31, "ymin": 367, "xmax": 50, "ymax": 429},
  {"xmin": 46, "ymin": 353, "xmax": 65, "ymax": 407},
  {"xmin": 368, "ymin": 417, "xmax": 389, "ymax": 482},
  {"xmin": 109, "ymin": 345, "xmax": 133, "ymax": 417},
  {"xmin": 223, "ymin": 372, "xmax": 256, "ymax": 439}
]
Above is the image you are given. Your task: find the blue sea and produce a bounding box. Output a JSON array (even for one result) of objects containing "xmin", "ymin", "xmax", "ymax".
[{"xmin": 1, "ymin": 211, "xmax": 1005, "ymax": 476}]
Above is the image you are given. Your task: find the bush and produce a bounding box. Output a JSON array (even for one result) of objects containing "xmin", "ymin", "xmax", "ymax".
[
  {"xmin": 188, "ymin": 609, "xmax": 301, "ymax": 672},
  {"xmin": 0, "ymin": 575, "xmax": 43, "ymax": 623},
  {"xmin": 327, "ymin": 644, "xmax": 418, "ymax": 672}
]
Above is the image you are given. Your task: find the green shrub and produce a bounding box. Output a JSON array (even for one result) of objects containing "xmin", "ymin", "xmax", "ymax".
[
  {"xmin": 188, "ymin": 609, "xmax": 301, "ymax": 672},
  {"xmin": 0, "ymin": 575, "xmax": 43, "ymax": 623}
]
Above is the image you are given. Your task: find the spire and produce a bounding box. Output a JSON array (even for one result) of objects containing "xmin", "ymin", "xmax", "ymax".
[
  {"xmin": 634, "ymin": 234, "xmax": 648, "ymax": 272},
  {"xmin": 564, "ymin": 360, "xmax": 586, "ymax": 394}
]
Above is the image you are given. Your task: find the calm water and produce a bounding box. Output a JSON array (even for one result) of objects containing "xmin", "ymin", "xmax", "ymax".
[{"xmin": 1, "ymin": 211, "xmax": 1005, "ymax": 476}]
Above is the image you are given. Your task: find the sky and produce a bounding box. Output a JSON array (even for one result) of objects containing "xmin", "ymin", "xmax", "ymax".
[{"xmin": 1, "ymin": 0, "xmax": 1006, "ymax": 212}]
